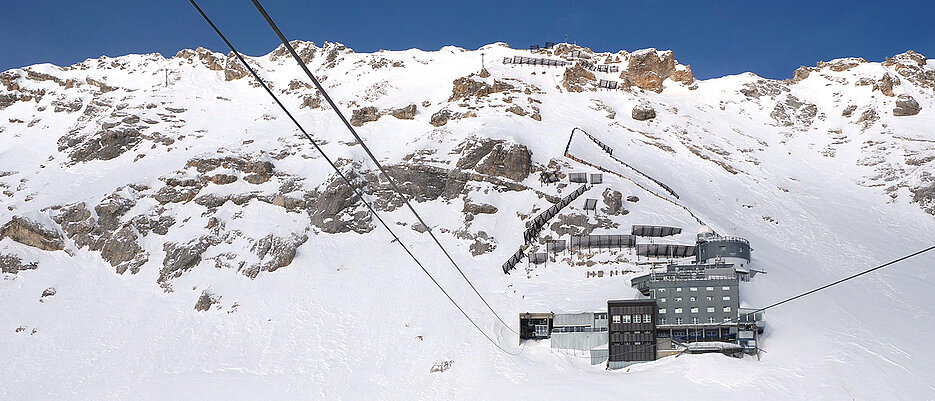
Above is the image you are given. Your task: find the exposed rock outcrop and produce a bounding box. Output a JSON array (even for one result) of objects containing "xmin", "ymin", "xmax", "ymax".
[
  {"xmin": 620, "ymin": 49, "xmax": 693, "ymax": 93},
  {"xmin": 874, "ymin": 73, "xmax": 899, "ymax": 97},
  {"xmin": 883, "ymin": 51, "xmax": 935, "ymax": 90},
  {"xmin": 817, "ymin": 57, "xmax": 866, "ymax": 72},
  {"xmin": 64, "ymin": 127, "xmax": 143, "ymax": 162},
  {"xmin": 893, "ymin": 94, "xmax": 921, "ymax": 116},
  {"xmin": 601, "ymin": 189, "xmax": 627, "ymax": 215},
  {"xmin": 174, "ymin": 47, "xmax": 224, "ymax": 71},
  {"xmin": 194, "ymin": 289, "xmax": 220, "ymax": 311},
  {"xmin": 349, "ymin": 104, "xmax": 418, "ymax": 126},
  {"xmin": 562, "ymin": 63, "xmax": 596, "ymax": 92},
  {"xmin": 430, "ymin": 109, "xmax": 451, "ymax": 127},
  {"xmin": 350, "ymin": 106, "xmax": 380, "ymax": 127},
  {"xmin": 455, "ymin": 138, "xmax": 531, "ymax": 181},
  {"xmin": 306, "ymin": 171, "xmax": 374, "ymax": 234},
  {"xmin": 449, "ymin": 75, "xmax": 513, "ymax": 101},
  {"xmin": 388, "ymin": 104, "xmax": 417, "ymax": 120},
  {"xmin": 790, "ymin": 66, "xmax": 811, "ymax": 83},
  {"xmin": 0, "ymin": 254, "xmax": 38, "ymax": 274},
  {"xmin": 0, "ymin": 216, "xmax": 64, "ymax": 251},
  {"xmin": 243, "ymin": 233, "xmax": 308, "ymax": 278},
  {"xmin": 53, "ymin": 187, "xmax": 152, "ymax": 274},
  {"xmin": 161, "ymin": 236, "xmax": 217, "ymax": 285}
]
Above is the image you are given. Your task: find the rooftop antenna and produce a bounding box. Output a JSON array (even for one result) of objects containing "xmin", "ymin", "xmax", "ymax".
[
  {"xmin": 481, "ymin": 52, "xmax": 485, "ymax": 70},
  {"xmin": 165, "ymin": 69, "xmax": 169, "ymax": 87}
]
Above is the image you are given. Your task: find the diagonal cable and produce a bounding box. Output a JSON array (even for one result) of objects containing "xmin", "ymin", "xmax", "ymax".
[
  {"xmin": 188, "ymin": 0, "xmax": 521, "ymax": 355},
  {"xmin": 248, "ymin": 0, "xmax": 518, "ymax": 335}
]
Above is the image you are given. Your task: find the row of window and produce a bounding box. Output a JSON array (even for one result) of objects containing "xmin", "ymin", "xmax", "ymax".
[
  {"xmin": 552, "ymin": 326, "xmax": 608, "ymax": 333},
  {"xmin": 659, "ymin": 317, "xmax": 733, "ymax": 325},
  {"xmin": 658, "ymin": 296, "xmax": 731, "ymax": 303},
  {"xmin": 657, "ymin": 286, "xmax": 731, "ymax": 293},
  {"xmin": 659, "ymin": 306, "xmax": 732, "ymax": 314},
  {"xmin": 611, "ymin": 314, "xmax": 652, "ymax": 324}
]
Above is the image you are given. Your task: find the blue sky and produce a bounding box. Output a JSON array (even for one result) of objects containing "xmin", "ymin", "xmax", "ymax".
[{"xmin": 2, "ymin": 0, "xmax": 932, "ymax": 79}]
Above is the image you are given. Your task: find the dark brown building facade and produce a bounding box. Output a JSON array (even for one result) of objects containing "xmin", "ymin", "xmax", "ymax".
[{"xmin": 608, "ymin": 299, "xmax": 657, "ymax": 365}]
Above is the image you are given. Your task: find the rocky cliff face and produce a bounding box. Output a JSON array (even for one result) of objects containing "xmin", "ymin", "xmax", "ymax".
[
  {"xmin": 0, "ymin": 41, "xmax": 933, "ymax": 293},
  {"xmin": 619, "ymin": 48, "xmax": 694, "ymax": 92}
]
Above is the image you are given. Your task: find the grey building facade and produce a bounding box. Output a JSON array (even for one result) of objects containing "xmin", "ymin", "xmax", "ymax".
[
  {"xmin": 631, "ymin": 265, "xmax": 742, "ymax": 344},
  {"xmin": 608, "ymin": 299, "xmax": 656, "ymax": 368},
  {"xmin": 648, "ymin": 268, "xmax": 740, "ymax": 326},
  {"xmin": 696, "ymin": 235, "xmax": 751, "ymax": 271}
]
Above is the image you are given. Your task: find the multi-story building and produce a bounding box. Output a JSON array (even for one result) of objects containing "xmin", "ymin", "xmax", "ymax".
[
  {"xmin": 607, "ymin": 299, "xmax": 656, "ymax": 368},
  {"xmin": 631, "ymin": 264, "xmax": 741, "ymax": 352}
]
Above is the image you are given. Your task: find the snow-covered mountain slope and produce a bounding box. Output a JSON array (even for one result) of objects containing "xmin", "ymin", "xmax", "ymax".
[{"xmin": 2, "ymin": 42, "xmax": 934, "ymax": 399}]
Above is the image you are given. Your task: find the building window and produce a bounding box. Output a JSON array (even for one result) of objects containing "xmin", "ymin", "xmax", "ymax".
[
  {"xmin": 691, "ymin": 317, "xmax": 699, "ymax": 324},
  {"xmin": 675, "ymin": 318, "xmax": 683, "ymax": 325},
  {"xmin": 690, "ymin": 307, "xmax": 699, "ymax": 314},
  {"xmin": 723, "ymin": 317, "xmax": 731, "ymax": 322},
  {"xmin": 660, "ymin": 318, "xmax": 666, "ymax": 324},
  {"xmin": 720, "ymin": 246, "xmax": 727, "ymax": 251},
  {"xmin": 635, "ymin": 342, "xmax": 641, "ymax": 345},
  {"xmin": 708, "ymin": 317, "xmax": 715, "ymax": 323},
  {"xmin": 707, "ymin": 307, "xmax": 715, "ymax": 313},
  {"xmin": 690, "ymin": 297, "xmax": 697, "ymax": 302},
  {"xmin": 659, "ymin": 298, "xmax": 666, "ymax": 303},
  {"xmin": 658, "ymin": 288, "xmax": 666, "ymax": 292},
  {"xmin": 723, "ymin": 296, "xmax": 731, "ymax": 301},
  {"xmin": 633, "ymin": 315, "xmax": 641, "ymax": 323},
  {"xmin": 612, "ymin": 315, "xmax": 621, "ymax": 324},
  {"xmin": 722, "ymin": 286, "xmax": 730, "ymax": 291},
  {"xmin": 622, "ymin": 315, "xmax": 631, "ymax": 323},
  {"xmin": 643, "ymin": 314, "xmax": 651, "ymax": 323},
  {"xmin": 723, "ymin": 306, "xmax": 732, "ymax": 312},
  {"xmin": 659, "ymin": 308, "xmax": 667, "ymax": 314},
  {"xmin": 676, "ymin": 287, "xmax": 682, "ymax": 292},
  {"xmin": 675, "ymin": 297, "xmax": 682, "ymax": 302},
  {"xmin": 674, "ymin": 308, "xmax": 683, "ymax": 314},
  {"xmin": 690, "ymin": 287, "xmax": 698, "ymax": 292},
  {"xmin": 535, "ymin": 325, "xmax": 548, "ymax": 336},
  {"xmin": 706, "ymin": 286, "xmax": 714, "ymax": 291},
  {"xmin": 706, "ymin": 296, "xmax": 713, "ymax": 301}
]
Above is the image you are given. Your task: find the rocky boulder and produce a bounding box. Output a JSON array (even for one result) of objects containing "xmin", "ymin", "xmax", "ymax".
[
  {"xmin": 601, "ymin": 189, "xmax": 628, "ymax": 215},
  {"xmin": 448, "ymin": 76, "xmax": 513, "ymax": 101},
  {"xmin": 620, "ymin": 49, "xmax": 693, "ymax": 93},
  {"xmin": 561, "ymin": 63, "xmax": 596, "ymax": 92},
  {"xmin": 388, "ymin": 104, "xmax": 417, "ymax": 120},
  {"xmin": 631, "ymin": 102, "xmax": 656, "ymax": 121},
  {"xmin": 350, "ymin": 106, "xmax": 380, "ymax": 127},
  {"xmin": 874, "ymin": 73, "xmax": 899, "ymax": 97},
  {"xmin": 893, "ymin": 94, "xmax": 921, "ymax": 116},
  {"xmin": 430, "ymin": 109, "xmax": 451, "ymax": 127},
  {"xmin": 0, "ymin": 216, "xmax": 64, "ymax": 251}
]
